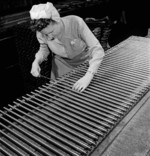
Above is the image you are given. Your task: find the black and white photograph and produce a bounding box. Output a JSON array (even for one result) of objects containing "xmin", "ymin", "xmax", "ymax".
[{"xmin": 2, "ymin": 0, "xmax": 150, "ymax": 156}]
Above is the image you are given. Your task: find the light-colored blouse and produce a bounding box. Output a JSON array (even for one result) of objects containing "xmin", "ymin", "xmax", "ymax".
[{"xmin": 35, "ymin": 15, "xmax": 105, "ymax": 73}]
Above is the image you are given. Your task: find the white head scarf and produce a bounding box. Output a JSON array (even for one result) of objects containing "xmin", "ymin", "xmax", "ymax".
[{"xmin": 29, "ymin": 2, "xmax": 60, "ymax": 22}]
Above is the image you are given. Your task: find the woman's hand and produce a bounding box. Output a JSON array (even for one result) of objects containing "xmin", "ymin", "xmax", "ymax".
[
  {"xmin": 30, "ymin": 60, "xmax": 41, "ymax": 77},
  {"xmin": 72, "ymin": 72, "xmax": 94, "ymax": 92}
]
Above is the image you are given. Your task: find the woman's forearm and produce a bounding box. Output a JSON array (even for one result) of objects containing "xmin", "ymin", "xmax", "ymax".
[
  {"xmin": 35, "ymin": 52, "xmax": 45, "ymax": 64},
  {"xmin": 87, "ymin": 46, "xmax": 105, "ymax": 75}
]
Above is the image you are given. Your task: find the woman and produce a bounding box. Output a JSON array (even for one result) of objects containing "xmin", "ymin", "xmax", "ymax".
[{"xmin": 30, "ymin": 2, "xmax": 105, "ymax": 92}]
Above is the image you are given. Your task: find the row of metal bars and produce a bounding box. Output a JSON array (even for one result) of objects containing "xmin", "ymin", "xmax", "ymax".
[{"xmin": 1, "ymin": 37, "xmax": 150, "ymax": 156}]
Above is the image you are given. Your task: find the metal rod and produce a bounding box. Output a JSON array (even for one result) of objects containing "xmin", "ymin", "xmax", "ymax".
[
  {"xmin": 0, "ymin": 110, "xmax": 68, "ymax": 156},
  {"xmin": 18, "ymin": 97, "xmax": 99, "ymax": 142},
  {"xmin": 11, "ymin": 102, "xmax": 91, "ymax": 153},
  {"xmin": 37, "ymin": 86, "xmax": 118, "ymax": 120}
]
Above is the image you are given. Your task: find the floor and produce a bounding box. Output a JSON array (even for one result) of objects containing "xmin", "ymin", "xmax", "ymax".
[{"xmin": 92, "ymin": 91, "xmax": 150, "ymax": 156}]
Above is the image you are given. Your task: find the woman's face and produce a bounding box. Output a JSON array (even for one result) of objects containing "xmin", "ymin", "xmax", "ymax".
[{"xmin": 41, "ymin": 21, "xmax": 61, "ymax": 40}]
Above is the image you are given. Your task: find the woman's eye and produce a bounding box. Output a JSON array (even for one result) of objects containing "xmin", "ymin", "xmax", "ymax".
[{"xmin": 49, "ymin": 31, "xmax": 53, "ymax": 34}]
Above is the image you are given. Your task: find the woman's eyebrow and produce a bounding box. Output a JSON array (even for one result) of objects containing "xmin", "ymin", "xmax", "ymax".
[
  {"xmin": 44, "ymin": 31, "xmax": 53, "ymax": 36},
  {"xmin": 48, "ymin": 30, "xmax": 53, "ymax": 34}
]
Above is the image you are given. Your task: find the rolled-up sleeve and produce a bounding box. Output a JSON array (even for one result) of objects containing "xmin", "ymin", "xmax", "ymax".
[
  {"xmin": 78, "ymin": 17, "xmax": 105, "ymax": 73},
  {"xmin": 35, "ymin": 32, "xmax": 50, "ymax": 62}
]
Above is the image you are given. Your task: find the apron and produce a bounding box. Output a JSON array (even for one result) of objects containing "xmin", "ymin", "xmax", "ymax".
[{"xmin": 50, "ymin": 48, "xmax": 90, "ymax": 79}]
